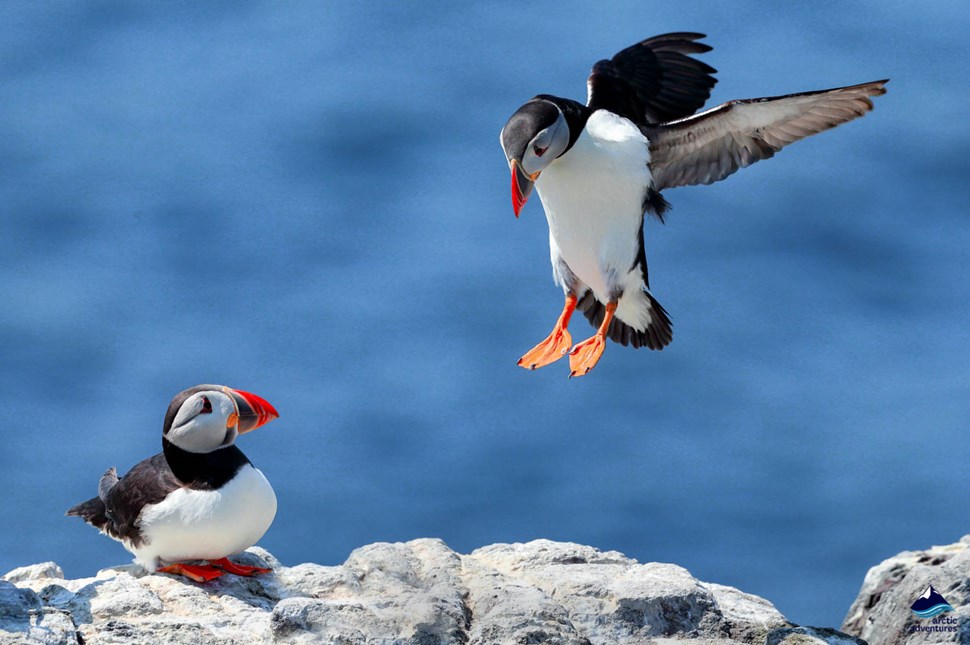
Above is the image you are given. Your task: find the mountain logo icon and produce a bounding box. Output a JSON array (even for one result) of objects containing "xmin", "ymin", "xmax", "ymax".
[{"xmin": 911, "ymin": 585, "xmax": 955, "ymax": 618}]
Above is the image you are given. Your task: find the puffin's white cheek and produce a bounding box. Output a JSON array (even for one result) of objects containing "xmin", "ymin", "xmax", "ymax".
[{"xmin": 521, "ymin": 154, "xmax": 539, "ymax": 175}]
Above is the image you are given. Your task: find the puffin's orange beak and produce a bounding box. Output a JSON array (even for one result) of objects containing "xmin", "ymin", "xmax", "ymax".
[{"xmin": 227, "ymin": 388, "xmax": 279, "ymax": 434}]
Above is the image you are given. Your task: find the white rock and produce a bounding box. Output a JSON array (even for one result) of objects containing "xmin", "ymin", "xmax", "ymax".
[
  {"xmin": 766, "ymin": 626, "xmax": 867, "ymax": 644},
  {"xmin": 0, "ymin": 580, "xmax": 78, "ymax": 645},
  {"xmin": 2, "ymin": 562, "xmax": 64, "ymax": 584},
  {"xmin": 3, "ymin": 539, "xmax": 867, "ymax": 644},
  {"xmin": 841, "ymin": 535, "xmax": 969, "ymax": 645},
  {"xmin": 462, "ymin": 554, "xmax": 586, "ymax": 644}
]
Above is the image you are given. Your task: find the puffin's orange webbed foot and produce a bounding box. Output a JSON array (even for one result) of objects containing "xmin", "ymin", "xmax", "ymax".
[
  {"xmin": 519, "ymin": 294, "xmax": 578, "ymax": 370},
  {"xmin": 568, "ymin": 299, "xmax": 616, "ymax": 378},
  {"xmin": 518, "ymin": 327, "xmax": 573, "ymax": 370},
  {"xmin": 158, "ymin": 562, "xmax": 226, "ymax": 583},
  {"xmin": 568, "ymin": 334, "xmax": 607, "ymax": 377},
  {"xmin": 209, "ymin": 557, "xmax": 272, "ymax": 576}
]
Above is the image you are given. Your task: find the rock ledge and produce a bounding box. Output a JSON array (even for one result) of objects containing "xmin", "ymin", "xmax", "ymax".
[
  {"xmin": 0, "ymin": 538, "xmax": 892, "ymax": 644},
  {"xmin": 841, "ymin": 535, "xmax": 970, "ymax": 645}
]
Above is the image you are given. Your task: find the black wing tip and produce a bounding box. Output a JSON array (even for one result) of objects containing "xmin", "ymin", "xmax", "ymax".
[
  {"xmin": 844, "ymin": 79, "xmax": 889, "ymax": 94},
  {"xmin": 730, "ymin": 78, "xmax": 889, "ymax": 108},
  {"xmin": 643, "ymin": 31, "xmax": 709, "ymax": 42},
  {"xmin": 639, "ymin": 32, "xmax": 712, "ymax": 53},
  {"xmin": 842, "ymin": 79, "xmax": 890, "ymax": 92}
]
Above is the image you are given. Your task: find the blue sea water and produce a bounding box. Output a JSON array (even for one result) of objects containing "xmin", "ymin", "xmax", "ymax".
[{"xmin": 1, "ymin": 0, "xmax": 968, "ymax": 629}]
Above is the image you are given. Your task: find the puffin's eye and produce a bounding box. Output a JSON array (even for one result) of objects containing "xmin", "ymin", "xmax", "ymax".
[
  {"xmin": 200, "ymin": 396, "xmax": 213, "ymax": 414},
  {"xmin": 533, "ymin": 144, "xmax": 547, "ymax": 157}
]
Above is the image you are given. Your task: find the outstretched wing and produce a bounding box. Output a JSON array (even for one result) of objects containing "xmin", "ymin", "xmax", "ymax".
[
  {"xmin": 646, "ymin": 80, "xmax": 888, "ymax": 191},
  {"xmin": 587, "ymin": 32, "xmax": 717, "ymax": 126}
]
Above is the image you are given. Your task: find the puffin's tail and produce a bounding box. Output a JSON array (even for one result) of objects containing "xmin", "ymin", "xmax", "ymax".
[
  {"xmin": 66, "ymin": 496, "xmax": 109, "ymax": 530},
  {"xmin": 578, "ymin": 289, "xmax": 672, "ymax": 350},
  {"xmin": 66, "ymin": 467, "xmax": 118, "ymax": 531}
]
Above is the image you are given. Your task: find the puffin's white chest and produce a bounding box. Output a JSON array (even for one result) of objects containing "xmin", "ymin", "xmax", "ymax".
[
  {"xmin": 133, "ymin": 464, "xmax": 277, "ymax": 568},
  {"xmin": 535, "ymin": 110, "xmax": 651, "ymax": 299}
]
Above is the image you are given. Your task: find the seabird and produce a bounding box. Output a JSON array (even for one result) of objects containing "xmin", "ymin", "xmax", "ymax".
[
  {"xmin": 500, "ymin": 32, "xmax": 887, "ymax": 377},
  {"xmin": 67, "ymin": 384, "xmax": 280, "ymax": 582}
]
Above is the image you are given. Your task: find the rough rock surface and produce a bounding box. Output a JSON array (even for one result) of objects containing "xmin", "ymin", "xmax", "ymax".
[
  {"xmin": 2, "ymin": 539, "xmax": 865, "ymax": 644},
  {"xmin": 842, "ymin": 535, "xmax": 970, "ymax": 644}
]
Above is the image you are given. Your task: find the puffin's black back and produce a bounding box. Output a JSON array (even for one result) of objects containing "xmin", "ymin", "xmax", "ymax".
[
  {"xmin": 66, "ymin": 445, "xmax": 253, "ymax": 546},
  {"xmin": 66, "ymin": 453, "xmax": 178, "ymax": 547},
  {"xmin": 67, "ymin": 444, "xmax": 252, "ymax": 548}
]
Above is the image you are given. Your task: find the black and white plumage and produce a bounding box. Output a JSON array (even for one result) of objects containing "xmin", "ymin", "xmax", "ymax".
[
  {"xmin": 500, "ymin": 32, "xmax": 887, "ymax": 377},
  {"xmin": 67, "ymin": 385, "xmax": 280, "ymax": 577}
]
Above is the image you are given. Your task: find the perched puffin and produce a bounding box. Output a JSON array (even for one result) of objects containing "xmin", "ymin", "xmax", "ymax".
[
  {"xmin": 67, "ymin": 385, "xmax": 280, "ymax": 582},
  {"xmin": 500, "ymin": 32, "xmax": 887, "ymax": 377}
]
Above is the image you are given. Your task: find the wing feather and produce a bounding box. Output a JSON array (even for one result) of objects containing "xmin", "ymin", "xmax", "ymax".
[
  {"xmin": 587, "ymin": 32, "xmax": 717, "ymax": 125},
  {"xmin": 647, "ymin": 80, "xmax": 888, "ymax": 191}
]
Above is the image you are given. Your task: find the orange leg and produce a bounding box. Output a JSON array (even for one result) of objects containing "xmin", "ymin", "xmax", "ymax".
[
  {"xmin": 518, "ymin": 294, "xmax": 578, "ymax": 370},
  {"xmin": 209, "ymin": 557, "xmax": 272, "ymax": 576},
  {"xmin": 158, "ymin": 562, "xmax": 225, "ymax": 582},
  {"xmin": 569, "ymin": 300, "xmax": 617, "ymax": 378}
]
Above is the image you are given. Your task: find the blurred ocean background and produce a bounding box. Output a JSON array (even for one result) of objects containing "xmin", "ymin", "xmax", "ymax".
[{"xmin": 2, "ymin": 0, "xmax": 967, "ymax": 628}]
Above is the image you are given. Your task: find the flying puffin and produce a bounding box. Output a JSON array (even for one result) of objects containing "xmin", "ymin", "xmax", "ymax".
[
  {"xmin": 67, "ymin": 385, "xmax": 280, "ymax": 582},
  {"xmin": 500, "ymin": 32, "xmax": 887, "ymax": 377}
]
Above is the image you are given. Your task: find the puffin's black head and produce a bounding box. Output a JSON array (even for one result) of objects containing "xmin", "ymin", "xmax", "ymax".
[
  {"xmin": 162, "ymin": 384, "xmax": 279, "ymax": 454},
  {"xmin": 500, "ymin": 97, "xmax": 570, "ymax": 217}
]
